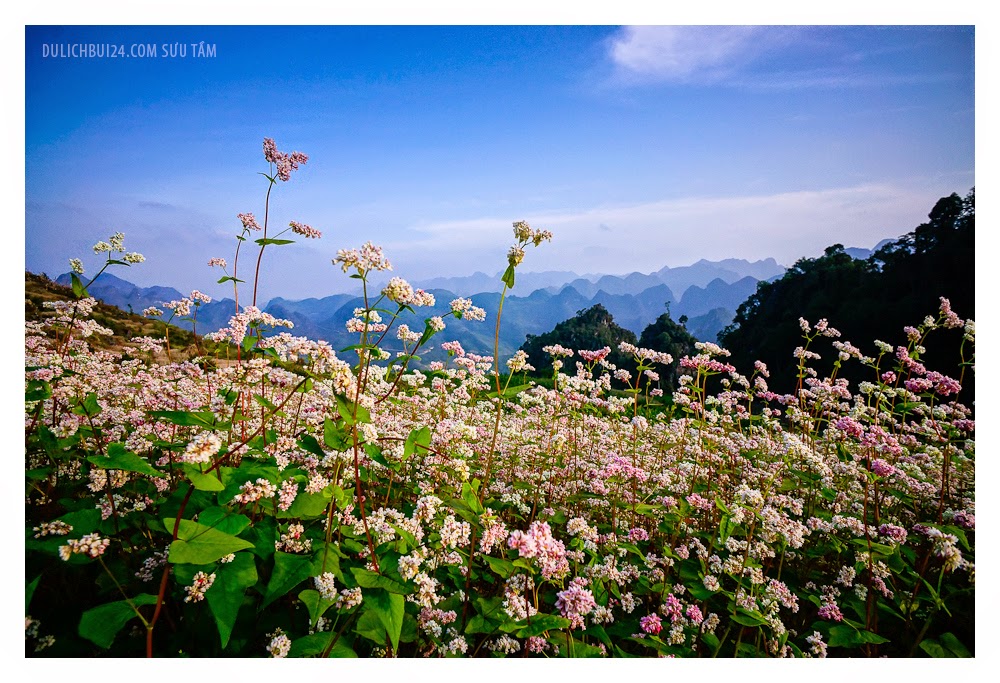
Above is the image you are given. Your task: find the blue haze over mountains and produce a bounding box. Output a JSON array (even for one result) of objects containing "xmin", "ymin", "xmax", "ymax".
[{"xmin": 51, "ymin": 250, "xmax": 876, "ymax": 361}]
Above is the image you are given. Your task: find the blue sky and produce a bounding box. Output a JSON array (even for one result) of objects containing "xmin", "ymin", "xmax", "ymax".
[{"xmin": 25, "ymin": 24, "xmax": 974, "ymax": 301}]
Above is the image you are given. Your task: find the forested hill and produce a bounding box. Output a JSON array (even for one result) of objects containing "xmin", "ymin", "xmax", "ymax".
[{"xmin": 719, "ymin": 189, "xmax": 974, "ymax": 402}]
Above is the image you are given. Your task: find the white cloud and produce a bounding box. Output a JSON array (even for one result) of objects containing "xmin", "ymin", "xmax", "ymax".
[
  {"xmin": 384, "ymin": 181, "xmax": 970, "ymax": 279},
  {"xmin": 607, "ymin": 26, "xmax": 784, "ymax": 84}
]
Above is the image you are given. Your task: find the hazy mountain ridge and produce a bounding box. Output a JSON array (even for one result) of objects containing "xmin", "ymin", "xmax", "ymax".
[
  {"xmin": 52, "ymin": 253, "xmax": 885, "ymax": 360},
  {"xmin": 414, "ymin": 258, "xmax": 785, "ymax": 299}
]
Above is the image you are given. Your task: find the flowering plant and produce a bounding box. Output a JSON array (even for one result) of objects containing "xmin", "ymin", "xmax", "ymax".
[{"xmin": 25, "ymin": 140, "xmax": 974, "ymax": 658}]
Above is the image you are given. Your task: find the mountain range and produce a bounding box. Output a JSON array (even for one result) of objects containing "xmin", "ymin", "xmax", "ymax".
[
  {"xmin": 50, "ymin": 258, "xmax": 781, "ymax": 362},
  {"xmin": 51, "ymin": 252, "xmax": 888, "ymax": 362}
]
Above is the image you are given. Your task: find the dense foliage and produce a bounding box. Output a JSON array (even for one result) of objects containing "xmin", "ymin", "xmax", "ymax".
[
  {"xmin": 720, "ymin": 190, "xmax": 974, "ymax": 402},
  {"xmin": 25, "ymin": 141, "xmax": 975, "ymax": 659},
  {"xmin": 520, "ymin": 304, "xmax": 638, "ymax": 378},
  {"xmin": 638, "ymin": 309, "xmax": 699, "ymax": 390}
]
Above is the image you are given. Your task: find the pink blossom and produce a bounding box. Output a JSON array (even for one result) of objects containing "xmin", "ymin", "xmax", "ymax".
[
  {"xmin": 289, "ymin": 221, "xmax": 321, "ymax": 239},
  {"xmin": 555, "ymin": 577, "xmax": 596, "ymax": 629},
  {"xmin": 817, "ymin": 603, "xmax": 843, "ymax": 621},
  {"xmin": 238, "ymin": 212, "xmax": 261, "ymax": 231},
  {"xmin": 640, "ymin": 613, "xmax": 662, "ymax": 635}
]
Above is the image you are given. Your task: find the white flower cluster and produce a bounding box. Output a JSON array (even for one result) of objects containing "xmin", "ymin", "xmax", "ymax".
[
  {"xmin": 59, "ymin": 533, "xmax": 111, "ymax": 560},
  {"xmin": 184, "ymin": 571, "xmax": 216, "ymax": 603},
  {"xmin": 449, "ymin": 298, "xmax": 486, "ymax": 321},
  {"xmin": 182, "ymin": 431, "xmax": 222, "ymax": 464}
]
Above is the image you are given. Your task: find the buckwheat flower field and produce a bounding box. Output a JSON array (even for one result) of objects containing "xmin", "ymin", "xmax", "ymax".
[{"xmin": 24, "ymin": 139, "xmax": 975, "ymax": 659}]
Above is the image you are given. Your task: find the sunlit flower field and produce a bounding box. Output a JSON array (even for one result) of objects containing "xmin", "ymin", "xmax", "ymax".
[{"xmin": 25, "ymin": 140, "xmax": 974, "ymax": 658}]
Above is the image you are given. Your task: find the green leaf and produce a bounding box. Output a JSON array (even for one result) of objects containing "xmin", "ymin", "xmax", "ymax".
[
  {"xmin": 569, "ymin": 638, "xmax": 605, "ymax": 658},
  {"xmin": 253, "ymin": 393, "xmax": 279, "ymax": 411},
  {"xmin": 366, "ymin": 588, "xmax": 404, "ymax": 654},
  {"xmin": 197, "ymin": 507, "xmax": 251, "ymax": 536},
  {"xmin": 298, "ymin": 589, "xmax": 337, "ymax": 627},
  {"xmin": 327, "ymin": 637, "xmax": 360, "ymax": 658},
  {"xmin": 938, "ymin": 632, "xmax": 972, "ymax": 657},
  {"xmin": 857, "ymin": 630, "xmax": 889, "ymax": 644},
  {"xmin": 289, "ymin": 632, "xmax": 330, "ymax": 657},
  {"xmin": 78, "ymin": 594, "xmax": 157, "ymax": 648},
  {"xmin": 298, "ymin": 433, "xmax": 327, "ymax": 459},
  {"xmin": 940, "ymin": 525, "xmax": 971, "ymax": 552},
  {"xmin": 254, "ymin": 238, "xmax": 295, "ymax": 246},
  {"xmin": 289, "ymin": 632, "xmax": 357, "ymax": 658},
  {"xmin": 515, "ymin": 613, "xmax": 571, "ymax": 638},
  {"xmin": 730, "ymin": 612, "xmax": 766, "ymax": 628},
  {"xmin": 70, "ymin": 272, "xmax": 89, "ymax": 298},
  {"xmin": 26, "ymin": 575, "xmax": 40, "ymax": 612},
  {"xmin": 827, "ymin": 624, "xmax": 888, "ymax": 648},
  {"xmin": 218, "ymin": 462, "xmax": 280, "ymax": 503},
  {"xmin": 848, "ymin": 538, "xmax": 896, "ymax": 556},
  {"xmin": 282, "ymin": 491, "xmax": 331, "ymax": 519},
  {"xmin": 313, "ymin": 546, "xmax": 343, "ymax": 583},
  {"xmin": 183, "ymin": 464, "xmax": 225, "ymax": 491},
  {"xmin": 390, "ymin": 523, "xmax": 417, "ymax": 552},
  {"xmin": 465, "ymin": 614, "xmax": 493, "ymax": 635},
  {"xmin": 88, "ymin": 443, "xmax": 164, "ymax": 478},
  {"xmin": 919, "ymin": 639, "xmax": 949, "ymax": 658},
  {"xmin": 216, "ymin": 275, "xmax": 245, "ymax": 284},
  {"xmin": 582, "ymin": 624, "xmax": 612, "ymax": 648},
  {"xmin": 462, "ymin": 480, "xmax": 485, "ymax": 515},
  {"xmin": 501, "ymin": 264, "xmax": 516, "ymax": 288},
  {"xmin": 484, "ymin": 384, "xmax": 532, "ymax": 399},
  {"xmin": 483, "ymin": 555, "xmax": 515, "ymax": 579},
  {"xmin": 58, "ymin": 508, "xmax": 103, "ymax": 535},
  {"xmin": 262, "ymin": 552, "xmax": 315, "ymax": 608},
  {"xmin": 336, "ymin": 394, "xmax": 370, "ymax": 424},
  {"xmin": 25, "ymin": 379, "xmax": 52, "ymax": 402},
  {"xmin": 168, "ymin": 519, "xmax": 254, "ymax": 564},
  {"xmin": 365, "ymin": 443, "xmax": 392, "ymax": 470},
  {"xmin": 403, "ymin": 426, "xmax": 431, "ymax": 461},
  {"xmin": 74, "ymin": 392, "xmax": 102, "ymax": 417},
  {"xmin": 243, "ymin": 516, "xmax": 277, "ymax": 560},
  {"xmin": 355, "ymin": 608, "xmax": 388, "ymax": 644},
  {"xmin": 324, "ymin": 418, "xmax": 351, "ymax": 451},
  {"xmin": 718, "ymin": 513, "xmax": 735, "ymax": 544},
  {"xmin": 350, "ymin": 567, "xmax": 411, "ymax": 595},
  {"xmin": 206, "ymin": 552, "xmax": 258, "ymax": 648}
]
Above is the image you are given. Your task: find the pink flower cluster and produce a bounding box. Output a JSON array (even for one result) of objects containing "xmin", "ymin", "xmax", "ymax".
[
  {"xmin": 238, "ymin": 212, "xmax": 261, "ymax": 231},
  {"xmin": 660, "ymin": 593, "xmax": 683, "ymax": 623},
  {"xmin": 263, "ymin": 138, "xmax": 308, "ymax": 181},
  {"xmin": 639, "ymin": 613, "xmax": 662, "ymax": 635},
  {"xmin": 289, "ymin": 221, "xmax": 322, "ymax": 239},
  {"xmin": 507, "ymin": 521, "xmax": 570, "ymax": 580},
  {"xmin": 333, "ymin": 242, "xmax": 392, "ymax": 275},
  {"xmin": 578, "ymin": 346, "xmax": 611, "ymax": 363},
  {"xmin": 870, "ymin": 458, "xmax": 896, "ymax": 478},
  {"xmin": 817, "ymin": 603, "xmax": 843, "ymax": 621},
  {"xmin": 554, "ymin": 577, "xmax": 596, "ymax": 629}
]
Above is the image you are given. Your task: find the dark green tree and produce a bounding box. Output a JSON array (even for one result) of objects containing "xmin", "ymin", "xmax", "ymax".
[
  {"xmin": 638, "ymin": 308, "xmax": 698, "ymax": 389},
  {"xmin": 719, "ymin": 189, "xmax": 974, "ymax": 401},
  {"xmin": 520, "ymin": 304, "xmax": 637, "ymax": 376}
]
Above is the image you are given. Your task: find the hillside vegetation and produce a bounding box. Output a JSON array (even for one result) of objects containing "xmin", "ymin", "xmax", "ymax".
[{"xmin": 720, "ymin": 189, "xmax": 974, "ymax": 404}]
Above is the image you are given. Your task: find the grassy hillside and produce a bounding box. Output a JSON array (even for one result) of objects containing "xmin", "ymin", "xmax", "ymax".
[{"xmin": 25, "ymin": 271, "xmax": 212, "ymax": 362}]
